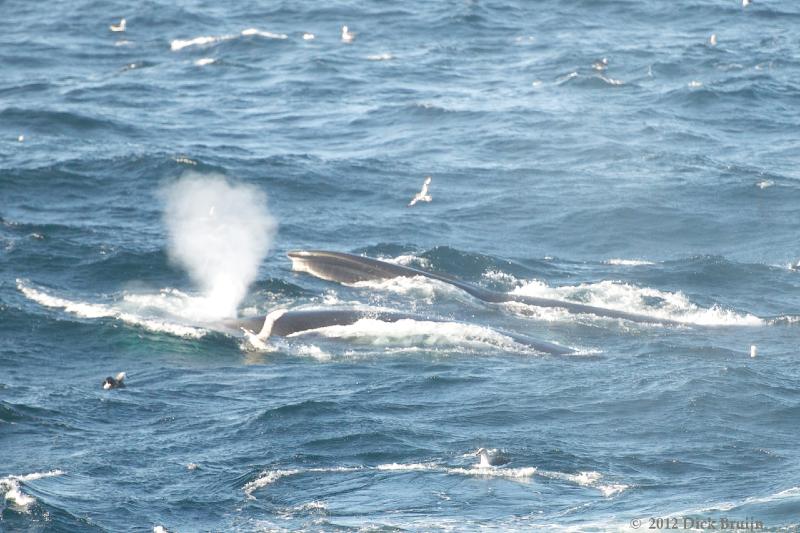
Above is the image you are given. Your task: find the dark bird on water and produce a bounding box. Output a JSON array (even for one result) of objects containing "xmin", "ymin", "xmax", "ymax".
[{"xmin": 103, "ymin": 372, "xmax": 126, "ymax": 390}]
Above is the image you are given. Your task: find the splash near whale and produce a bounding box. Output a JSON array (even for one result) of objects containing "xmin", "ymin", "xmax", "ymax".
[{"xmin": 230, "ymin": 307, "xmax": 574, "ymax": 355}]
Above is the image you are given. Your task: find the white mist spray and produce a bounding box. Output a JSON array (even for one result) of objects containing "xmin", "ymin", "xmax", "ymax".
[{"xmin": 161, "ymin": 173, "xmax": 276, "ymax": 320}]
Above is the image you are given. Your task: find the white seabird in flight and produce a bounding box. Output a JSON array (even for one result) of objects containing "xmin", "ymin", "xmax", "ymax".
[{"xmin": 407, "ymin": 176, "xmax": 432, "ymax": 207}]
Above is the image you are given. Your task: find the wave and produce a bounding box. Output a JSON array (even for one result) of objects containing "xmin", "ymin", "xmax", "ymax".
[
  {"xmin": 537, "ymin": 469, "xmax": 628, "ymax": 497},
  {"xmin": 693, "ymin": 485, "xmax": 800, "ymax": 514},
  {"xmin": 285, "ymin": 317, "xmax": 537, "ymax": 353},
  {"xmin": 555, "ymin": 72, "xmax": 626, "ymax": 88},
  {"xmin": 366, "ymin": 53, "xmax": 394, "ymax": 61},
  {"xmin": 0, "ymin": 470, "xmax": 64, "ymax": 511},
  {"xmin": 353, "ymin": 275, "xmax": 464, "ymax": 304},
  {"xmin": 171, "ymin": 28, "xmax": 287, "ymax": 51},
  {"xmin": 604, "ymin": 258, "xmax": 656, "ymax": 266},
  {"xmin": 17, "ymin": 281, "xmax": 207, "ymax": 338},
  {"xmin": 509, "ymin": 279, "xmax": 763, "ymax": 326},
  {"xmin": 171, "ymin": 34, "xmax": 236, "ymax": 52},
  {"xmin": 243, "ymin": 461, "xmax": 626, "ymax": 499},
  {"xmin": 350, "ymin": 252, "xmax": 759, "ymax": 327},
  {"xmin": 0, "ymin": 107, "xmax": 136, "ymax": 136}
]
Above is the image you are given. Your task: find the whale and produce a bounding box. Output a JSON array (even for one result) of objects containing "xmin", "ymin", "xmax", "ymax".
[
  {"xmin": 229, "ymin": 307, "xmax": 573, "ymax": 355},
  {"xmin": 287, "ymin": 250, "xmax": 682, "ymax": 326}
]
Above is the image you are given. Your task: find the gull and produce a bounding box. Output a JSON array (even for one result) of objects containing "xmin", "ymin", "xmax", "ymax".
[
  {"xmin": 592, "ymin": 57, "xmax": 608, "ymax": 71},
  {"xmin": 341, "ymin": 25, "xmax": 355, "ymax": 43},
  {"xmin": 750, "ymin": 345, "xmax": 757, "ymax": 358},
  {"xmin": 709, "ymin": 33, "xmax": 717, "ymax": 46},
  {"xmin": 110, "ymin": 18, "xmax": 127, "ymax": 32},
  {"xmin": 407, "ymin": 176, "xmax": 432, "ymax": 207},
  {"xmin": 475, "ymin": 448, "xmax": 510, "ymax": 468},
  {"xmin": 18, "ymin": 135, "xmax": 24, "ymax": 142},
  {"xmin": 303, "ymin": 32, "xmax": 315, "ymax": 40}
]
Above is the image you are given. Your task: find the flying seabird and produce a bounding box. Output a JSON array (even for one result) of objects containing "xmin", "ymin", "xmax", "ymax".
[{"xmin": 407, "ymin": 176, "xmax": 432, "ymax": 207}]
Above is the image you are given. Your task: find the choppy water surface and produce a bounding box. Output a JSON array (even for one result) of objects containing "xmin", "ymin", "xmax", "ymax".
[{"xmin": 2, "ymin": 0, "xmax": 800, "ymax": 531}]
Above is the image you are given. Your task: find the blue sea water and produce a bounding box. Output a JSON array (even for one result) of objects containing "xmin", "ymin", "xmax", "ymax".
[{"xmin": 2, "ymin": 0, "xmax": 800, "ymax": 530}]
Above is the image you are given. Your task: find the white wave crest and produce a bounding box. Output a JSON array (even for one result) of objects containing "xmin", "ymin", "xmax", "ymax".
[
  {"xmin": 0, "ymin": 470, "xmax": 64, "ymax": 511},
  {"xmin": 604, "ymin": 258, "xmax": 655, "ymax": 266},
  {"xmin": 17, "ymin": 281, "xmax": 207, "ymax": 338},
  {"xmin": 510, "ymin": 279, "xmax": 762, "ymax": 326},
  {"xmin": 374, "ymin": 462, "xmax": 438, "ymax": 472},
  {"xmin": 483, "ymin": 270, "xmax": 520, "ymax": 284},
  {"xmin": 241, "ymin": 28, "xmax": 287, "ymax": 39},
  {"xmin": 171, "ymin": 34, "xmax": 234, "ymax": 51},
  {"xmin": 598, "ymin": 75, "xmax": 624, "ymax": 85},
  {"xmin": 293, "ymin": 343, "xmax": 331, "ymax": 361},
  {"xmin": 383, "ymin": 254, "xmax": 431, "ymax": 270},
  {"xmin": 352, "ymin": 276, "xmax": 454, "ymax": 303},
  {"xmin": 293, "ymin": 500, "xmax": 327, "ymax": 512},
  {"xmin": 448, "ymin": 466, "xmax": 538, "ymax": 479},
  {"xmin": 768, "ymin": 315, "xmax": 800, "ymax": 325},
  {"xmin": 539, "ymin": 469, "xmax": 629, "ymax": 497},
  {"xmin": 171, "ymin": 28, "xmax": 287, "ymax": 52},
  {"xmin": 367, "ymin": 53, "xmax": 393, "ymax": 61},
  {"xmin": 243, "ymin": 469, "xmax": 300, "ymax": 498},
  {"xmin": 288, "ymin": 317, "xmax": 524, "ymax": 351},
  {"xmin": 243, "ymin": 462, "xmax": 626, "ymax": 499}
]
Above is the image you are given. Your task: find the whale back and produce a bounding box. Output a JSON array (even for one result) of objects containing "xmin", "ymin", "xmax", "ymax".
[
  {"xmin": 287, "ymin": 250, "xmax": 502, "ymax": 301},
  {"xmin": 287, "ymin": 250, "xmax": 681, "ymax": 326}
]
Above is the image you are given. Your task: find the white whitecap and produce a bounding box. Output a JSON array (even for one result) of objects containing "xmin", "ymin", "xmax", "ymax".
[
  {"xmin": 243, "ymin": 462, "xmax": 626, "ymax": 499},
  {"xmin": 605, "ymin": 258, "xmax": 655, "ymax": 266},
  {"xmin": 598, "ymin": 75, "xmax": 624, "ymax": 86},
  {"xmin": 382, "ymin": 253, "xmax": 431, "ymax": 270},
  {"xmin": 482, "ymin": 270, "xmax": 520, "ymax": 284},
  {"xmin": 367, "ymin": 53, "xmax": 393, "ymax": 61},
  {"xmin": 171, "ymin": 34, "xmax": 235, "ymax": 51},
  {"xmin": 241, "ymin": 28, "xmax": 288, "ymax": 39},
  {"xmin": 352, "ymin": 275, "xmax": 453, "ymax": 304},
  {"xmin": 509, "ymin": 279, "xmax": 762, "ymax": 326},
  {"xmin": 287, "ymin": 317, "xmax": 525, "ymax": 352},
  {"xmin": 538, "ymin": 469, "xmax": 629, "ymax": 497},
  {"xmin": 0, "ymin": 470, "xmax": 64, "ymax": 511},
  {"xmin": 18, "ymin": 281, "xmax": 207, "ymax": 338}
]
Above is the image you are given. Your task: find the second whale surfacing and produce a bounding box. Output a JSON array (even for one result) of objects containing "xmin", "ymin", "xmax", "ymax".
[
  {"xmin": 228, "ymin": 308, "xmax": 573, "ymax": 355},
  {"xmin": 287, "ymin": 250, "xmax": 682, "ymax": 326}
]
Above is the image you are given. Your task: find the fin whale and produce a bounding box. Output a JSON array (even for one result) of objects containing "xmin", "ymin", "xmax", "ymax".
[
  {"xmin": 287, "ymin": 250, "xmax": 681, "ymax": 326},
  {"xmin": 228, "ymin": 307, "xmax": 573, "ymax": 355}
]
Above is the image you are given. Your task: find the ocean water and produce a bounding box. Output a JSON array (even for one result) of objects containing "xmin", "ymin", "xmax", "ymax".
[{"xmin": 2, "ymin": 0, "xmax": 800, "ymax": 531}]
